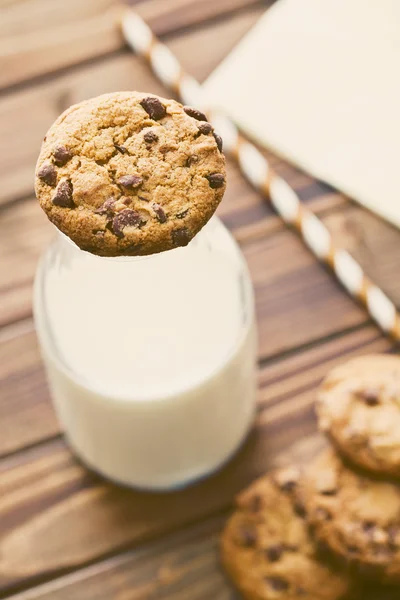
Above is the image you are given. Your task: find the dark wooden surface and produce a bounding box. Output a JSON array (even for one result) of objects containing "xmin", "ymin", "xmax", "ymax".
[{"xmin": 1, "ymin": 1, "xmax": 400, "ymax": 598}]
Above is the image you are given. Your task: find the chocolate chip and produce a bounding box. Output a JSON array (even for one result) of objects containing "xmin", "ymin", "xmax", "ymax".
[
  {"xmin": 265, "ymin": 545, "xmax": 283, "ymax": 562},
  {"xmin": 176, "ymin": 209, "xmax": 189, "ymax": 219},
  {"xmin": 293, "ymin": 501, "xmax": 307, "ymax": 519},
  {"xmin": 214, "ymin": 133, "xmax": 223, "ymax": 152},
  {"xmin": 186, "ymin": 155, "xmax": 199, "ymax": 167},
  {"xmin": 363, "ymin": 521, "xmax": 375, "ymax": 533},
  {"xmin": 143, "ymin": 130, "xmax": 159, "ymax": 143},
  {"xmin": 118, "ymin": 175, "xmax": 143, "ymax": 190},
  {"xmin": 275, "ymin": 467, "xmax": 301, "ymax": 492},
  {"xmin": 112, "ymin": 209, "xmax": 142, "ymax": 238},
  {"xmin": 152, "ymin": 203, "xmax": 167, "ymax": 223},
  {"xmin": 183, "ymin": 106, "xmax": 208, "ymax": 121},
  {"xmin": 53, "ymin": 145, "xmax": 72, "ymax": 166},
  {"xmin": 280, "ymin": 481, "xmax": 296, "ymax": 493},
  {"xmin": 140, "ymin": 97, "xmax": 167, "ymax": 120},
  {"xmin": 95, "ymin": 197, "xmax": 116, "ymax": 218},
  {"xmin": 172, "ymin": 228, "xmax": 191, "ymax": 247},
  {"xmin": 138, "ymin": 195, "xmax": 149, "ymax": 202},
  {"xmin": 114, "ymin": 144, "xmax": 127, "ymax": 154},
  {"xmin": 197, "ymin": 122, "xmax": 213, "ymax": 135},
  {"xmin": 52, "ymin": 179, "xmax": 74, "ymax": 208},
  {"xmin": 206, "ymin": 173, "xmax": 225, "ymax": 189},
  {"xmin": 122, "ymin": 198, "xmax": 132, "ymax": 206},
  {"xmin": 266, "ymin": 577, "xmax": 289, "ymax": 592},
  {"xmin": 37, "ymin": 163, "xmax": 57, "ymax": 186},
  {"xmin": 237, "ymin": 524, "xmax": 257, "ymax": 547},
  {"xmin": 358, "ymin": 388, "xmax": 380, "ymax": 406},
  {"xmin": 320, "ymin": 488, "xmax": 337, "ymax": 496}
]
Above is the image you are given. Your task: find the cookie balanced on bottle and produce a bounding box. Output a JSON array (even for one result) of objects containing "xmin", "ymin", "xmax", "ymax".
[{"xmin": 35, "ymin": 91, "xmax": 225, "ymax": 256}]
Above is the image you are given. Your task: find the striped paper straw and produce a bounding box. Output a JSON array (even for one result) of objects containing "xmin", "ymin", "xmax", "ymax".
[{"xmin": 121, "ymin": 9, "xmax": 400, "ymax": 342}]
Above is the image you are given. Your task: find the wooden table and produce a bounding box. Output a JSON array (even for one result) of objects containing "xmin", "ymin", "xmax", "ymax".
[{"xmin": 1, "ymin": 1, "xmax": 399, "ymax": 598}]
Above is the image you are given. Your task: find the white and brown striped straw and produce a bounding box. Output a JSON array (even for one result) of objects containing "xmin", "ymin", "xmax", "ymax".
[{"xmin": 121, "ymin": 9, "xmax": 400, "ymax": 343}]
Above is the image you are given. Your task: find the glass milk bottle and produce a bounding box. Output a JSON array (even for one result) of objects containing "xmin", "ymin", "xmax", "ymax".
[{"xmin": 34, "ymin": 216, "xmax": 257, "ymax": 490}]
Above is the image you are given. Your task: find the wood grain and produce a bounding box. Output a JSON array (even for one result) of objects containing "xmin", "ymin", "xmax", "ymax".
[
  {"xmin": 7, "ymin": 516, "xmax": 234, "ymax": 600},
  {"xmin": 0, "ymin": 321, "xmax": 58, "ymax": 457},
  {"xmin": 324, "ymin": 205, "xmax": 400, "ymax": 305},
  {"xmin": 0, "ymin": 0, "xmax": 266, "ymax": 90},
  {"xmin": 8, "ymin": 516, "xmax": 400, "ymax": 600},
  {"xmin": 0, "ymin": 0, "xmax": 120, "ymax": 91},
  {"xmin": 0, "ymin": 325, "xmax": 391, "ymax": 594},
  {"xmin": 0, "ymin": 6, "xmax": 263, "ymax": 206},
  {"xmin": 243, "ymin": 228, "xmax": 365, "ymax": 358},
  {"xmin": 0, "ymin": 200, "xmax": 53, "ymax": 328},
  {"xmin": 136, "ymin": 0, "xmax": 270, "ymax": 38},
  {"xmin": 1, "ymin": 2, "xmax": 398, "ymax": 598}
]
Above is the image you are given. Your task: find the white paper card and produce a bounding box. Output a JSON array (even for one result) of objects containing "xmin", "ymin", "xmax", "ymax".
[{"xmin": 203, "ymin": 0, "xmax": 400, "ymax": 227}]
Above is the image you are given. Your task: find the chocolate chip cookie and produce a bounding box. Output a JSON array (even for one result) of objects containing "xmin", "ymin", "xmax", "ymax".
[
  {"xmin": 221, "ymin": 467, "xmax": 351, "ymax": 599},
  {"xmin": 316, "ymin": 355, "xmax": 400, "ymax": 477},
  {"xmin": 302, "ymin": 448, "xmax": 400, "ymax": 583},
  {"xmin": 35, "ymin": 92, "xmax": 226, "ymax": 256}
]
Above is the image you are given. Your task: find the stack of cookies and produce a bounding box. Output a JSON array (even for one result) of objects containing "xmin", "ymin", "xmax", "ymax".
[{"xmin": 221, "ymin": 354, "xmax": 400, "ymax": 599}]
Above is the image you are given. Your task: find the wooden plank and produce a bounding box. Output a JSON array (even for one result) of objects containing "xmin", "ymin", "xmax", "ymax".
[
  {"xmin": 0, "ymin": 0, "xmax": 120, "ymax": 91},
  {"xmin": 244, "ymin": 227, "xmax": 366, "ymax": 358},
  {"xmin": 0, "ymin": 321, "xmax": 58, "ymax": 457},
  {"xmin": 323, "ymin": 205, "xmax": 400, "ymax": 305},
  {"xmin": 0, "ymin": 200, "xmax": 53, "ymax": 328},
  {"xmin": 0, "ymin": 326, "xmax": 391, "ymax": 594},
  {"xmin": 7, "ymin": 516, "xmax": 234, "ymax": 600},
  {"xmin": 0, "ymin": 0, "xmax": 265, "ymax": 90},
  {"xmin": 7, "ymin": 516, "xmax": 398, "ymax": 600},
  {"xmin": 136, "ymin": 0, "xmax": 270, "ymax": 38},
  {"xmin": 0, "ymin": 6, "xmax": 264, "ymax": 206}
]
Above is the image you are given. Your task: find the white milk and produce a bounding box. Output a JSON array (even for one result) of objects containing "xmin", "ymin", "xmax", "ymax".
[{"xmin": 34, "ymin": 218, "xmax": 257, "ymax": 490}]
